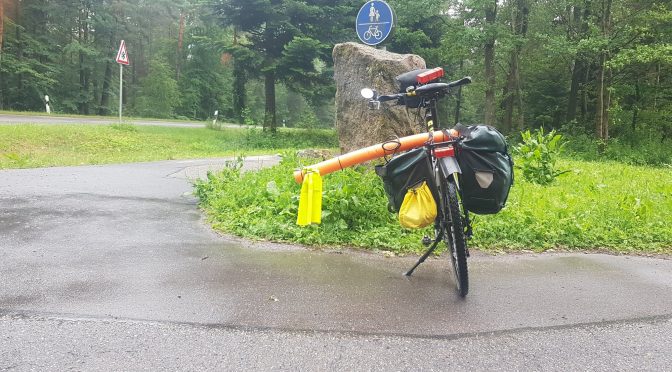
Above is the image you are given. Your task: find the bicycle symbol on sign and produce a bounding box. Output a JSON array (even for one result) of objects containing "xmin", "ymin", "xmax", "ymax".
[{"xmin": 363, "ymin": 25, "xmax": 383, "ymax": 41}]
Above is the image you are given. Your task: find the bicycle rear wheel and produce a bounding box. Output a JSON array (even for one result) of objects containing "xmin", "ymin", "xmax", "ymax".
[{"xmin": 440, "ymin": 177, "xmax": 469, "ymax": 297}]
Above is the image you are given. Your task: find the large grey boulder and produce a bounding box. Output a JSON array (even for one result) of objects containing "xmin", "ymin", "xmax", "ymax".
[{"xmin": 333, "ymin": 42, "xmax": 426, "ymax": 154}]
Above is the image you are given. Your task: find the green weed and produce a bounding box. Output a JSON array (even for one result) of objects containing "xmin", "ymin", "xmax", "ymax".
[
  {"xmin": 3, "ymin": 153, "xmax": 30, "ymax": 167},
  {"xmin": 110, "ymin": 123, "xmax": 140, "ymax": 132}
]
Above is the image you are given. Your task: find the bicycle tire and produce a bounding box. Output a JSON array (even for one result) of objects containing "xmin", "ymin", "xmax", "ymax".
[{"xmin": 440, "ymin": 175, "xmax": 469, "ymax": 297}]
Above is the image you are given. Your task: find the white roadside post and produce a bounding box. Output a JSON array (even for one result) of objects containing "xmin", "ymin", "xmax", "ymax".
[
  {"xmin": 45, "ymin": 95, "xmax": 50, "ymax": 114},
  {"xmin": 213, "ymin": 110, "xmax": 219, "ymax": 127},
  {"xmin": 115, "ymin": 40, "xmax": 130, "ymax": 124}
]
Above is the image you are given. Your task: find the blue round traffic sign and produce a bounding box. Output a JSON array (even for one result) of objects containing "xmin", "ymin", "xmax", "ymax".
[{"xmin": 356, "ymin": 1, "xmax": 395, "ymax": 46}]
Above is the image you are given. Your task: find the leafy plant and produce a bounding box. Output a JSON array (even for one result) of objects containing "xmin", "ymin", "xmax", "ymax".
[
  {"xmin": 241, "ymin": 107, "xmax": 256, "ymax": 126},
  {"xmin": 514, "ymin": 128, "xmax": 568, "ymax": 185},
  {"xmin": 110, "ymin": 123, "xmax": 139, "ymax": 133},
  {"xmin": 296, "ymin": 109, "xmax": 319, "ymax": 130},
  {"xmin": 3, "ymin": 153, "xmax": 30, "ymax": 167}
]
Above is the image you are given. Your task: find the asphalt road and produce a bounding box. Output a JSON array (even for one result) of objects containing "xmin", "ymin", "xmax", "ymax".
[
  {"xmin": 1, "ymin": 158, "xmax": 671, "ymax": 370},
  {"xmin": 0, "ymin": 113, "xmax": 259, "ymax": 129}
]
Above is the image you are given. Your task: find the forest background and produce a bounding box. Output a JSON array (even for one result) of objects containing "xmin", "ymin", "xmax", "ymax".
[{"xmin": 0, "ymin": 0, "xmax": 670, "ymax": 161}]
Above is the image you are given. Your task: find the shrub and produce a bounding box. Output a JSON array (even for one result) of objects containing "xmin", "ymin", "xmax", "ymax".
[
  {"xmin": 564, "ymin": 133, "xmax": 672, "ymax": 166},
  {"xmin": 195, "ymin": 154, "xmax": 429, "ymax": 252},
  {"xmin": 135, "ymin": 59, "xmax": 180, "ymax": 119}
]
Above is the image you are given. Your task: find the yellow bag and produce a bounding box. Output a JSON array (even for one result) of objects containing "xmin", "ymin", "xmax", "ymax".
[
  {"xmin": 398, "ymin": 181, "xmax": 437, "ymax": 229},
  {"xmin": 296, "ymin": 168, "xmax": 322, "ymax": 226}
]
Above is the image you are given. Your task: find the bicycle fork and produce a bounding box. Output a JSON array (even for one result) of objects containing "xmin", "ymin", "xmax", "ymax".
[
  {"xmin": 405, "ymin": 156, "xmax": 457, "ymax": 277},
  {"xmin": 440, "ymin": 156, "xmax": 473, "ymax": 242},
  {"xmin": 405, "ymin": 156, "xmax": 471, "ymax": 276}
]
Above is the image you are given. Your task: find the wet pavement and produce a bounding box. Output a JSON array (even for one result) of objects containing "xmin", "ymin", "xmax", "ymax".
[{"xmin": 1, "ymin": 157, "xmax": 671, "ymax": 369}]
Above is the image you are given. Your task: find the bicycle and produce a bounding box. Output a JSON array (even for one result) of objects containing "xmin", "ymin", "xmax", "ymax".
[
  {"xmin": 363, "ymin": 26, "xmax": 383, "ymax": 41},
  {"xmin": 361, "ymin": 68, "xmax": 473, "ymax": 297}
]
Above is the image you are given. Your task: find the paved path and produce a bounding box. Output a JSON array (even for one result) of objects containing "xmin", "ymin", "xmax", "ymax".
[
  {"xmin": 0, "ymin": 113, "xmax": 209, "ymax": 128},
  {"xmin": 1, "ymin": 158, "xmax": 671, "ymax": 370}
]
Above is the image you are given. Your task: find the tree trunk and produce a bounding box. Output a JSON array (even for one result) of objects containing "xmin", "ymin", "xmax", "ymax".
[
  {"xmin": 0, "ymin": 0, "xmax": 4, "ymax": 109},
  {"xmin": 15, "ymin": 3, "xmax": 23, "ymax": 110},
  {"xmin": 567, "ymin": 2, "xmax": 590, "ymax": 124},
  {"xmin": 596, "ymin": 54, "xmax": 605, "ymax": 139},
  {"xmin": 502, "ymin": 78, "xmax": 513, "ymax": 132},
  {"xmin": 653, "ymin": 62, "xmax": 660, "ymax": 110},
  {"xmin": 232, "ymin": 60, "xmax": 246, "ymax": 122},
  {"xmin": 595, "ymin": 0, "xmax": 612, "ymax": 140},
  {"xmin": 231, "ymin": 27, "xmax": 246, "ymax": 123},
  {"xmin": 99, "ymin": 60, "xmax": 113, "ymax": 115},
  {"xmin": 176, "ymin": 10, "xmax": 185, "ymax": 81},
  {"xmin": 0, "ymin": 0, "xmax": 4, "ymax": 53},
  {"xmin": 515, "ymin": 58, "xmax": 524, "ymax": 130},
  {"xmin": 454, "ymin": 60, "xmax": 464, "ymax": 124},
  {"xmin": 604, "ymin": 63, "xmax": 611, "ymax": 140},
  {"xmin": 501, "ymin": 0, "xmax": 528, "ymax": 133},
  {"xmin": 567, "ymin": 59, "xmax": 584, "ymax": 122},
  {"xmin": 78, "ymin": 7, "xmax": 91, "ymax": 115},
  {"xmin": 484, "ymin": 1, "xmax": 497, "ymax": 126},
  {"xmin": 582, "ymin": 64, "xmax": 590, "ymax": 121},
  {"xmin": 631, "ymin": 80, "xmax": 640, "ymax": 133},
  {"xmin": 264, "ymin": 70, "xmax": 277, "ymax": 132}
]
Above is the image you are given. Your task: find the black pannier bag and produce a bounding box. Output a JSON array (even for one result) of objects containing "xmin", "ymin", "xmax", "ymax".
[
  {"xmin": 455, "ymin": 125, "xmax": 514, "ymax": 214},
  {"xmin": 375, "ymin": 147, "xmax": 440, "ymax": 213}
]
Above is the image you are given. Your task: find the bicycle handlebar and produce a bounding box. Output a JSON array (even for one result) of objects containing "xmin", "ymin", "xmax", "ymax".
[
  {"xmin": 448, "ymin": 76, "xmax": 472, "ymax": 88},
  {"xmin": 368, "ymin": 76, "xmax": 472, "ymax": 107},
  {"xmin": 377, "ymin": 93, "xmax": 406, "ymax": 102}
]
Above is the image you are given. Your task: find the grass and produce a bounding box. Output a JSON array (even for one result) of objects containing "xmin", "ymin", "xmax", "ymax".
[
  {"xmin": 471, "ymin": 158, "xmax": 672, "ymax": 254},
  {"xmin": 195, "ymin": 155, "xmax": 672, "ymax": 255},
  {"xmin": 0, "ymin": 124, "xmax": 337, "ymax": 169}
]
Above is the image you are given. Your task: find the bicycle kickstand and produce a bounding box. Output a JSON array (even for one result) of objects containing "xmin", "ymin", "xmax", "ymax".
[{"xmin": 404, "ymin": 229, "xmax": 444, "ymax": 277}]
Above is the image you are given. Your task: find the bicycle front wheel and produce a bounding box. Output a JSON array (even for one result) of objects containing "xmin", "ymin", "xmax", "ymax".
[{"xmin": 441, "ymin": 178, "xmax": 469, "ymax": 297}]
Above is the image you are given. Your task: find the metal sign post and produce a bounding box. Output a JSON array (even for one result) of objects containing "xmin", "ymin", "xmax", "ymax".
[
  {"xmin": 356, "ymin": 0, "xmax": 395, "ymax": 46},
  {"xmin": 119, "ymin": 64, "xmax": 123, "ymax": 123},
  {"xmin": 115, "ymin": 40, "xmax": 130, "ymax": 124}
]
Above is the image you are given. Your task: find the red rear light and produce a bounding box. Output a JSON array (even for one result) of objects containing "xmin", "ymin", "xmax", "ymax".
[
  {"xmin": 417, "ymin": 67, "xmax": 444, "ymax": 84},
  {"xmin": 434, "ymin": 146, "xmax": 455, "ymax": 158}
]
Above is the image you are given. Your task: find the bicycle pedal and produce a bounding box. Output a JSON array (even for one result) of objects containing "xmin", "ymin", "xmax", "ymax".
[{"xmin": 421, "ymin": 236, "xmax": 432, "ymax": 246}]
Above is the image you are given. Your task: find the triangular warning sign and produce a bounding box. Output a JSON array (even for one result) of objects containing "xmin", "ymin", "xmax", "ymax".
[{"xmin": 116, "ymin": 40, "xmax": 130, "ymax": 65}]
